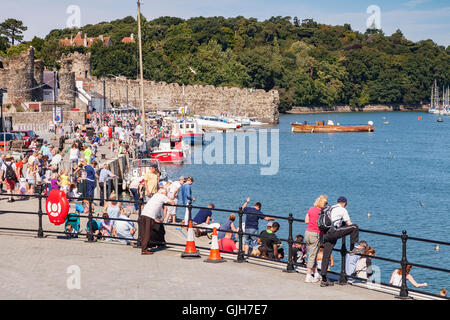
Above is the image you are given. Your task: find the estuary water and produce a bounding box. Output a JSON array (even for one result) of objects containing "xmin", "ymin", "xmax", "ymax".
[{"xmin": 162, "ymin": 111, "xmax": 449, "ymax": 296}]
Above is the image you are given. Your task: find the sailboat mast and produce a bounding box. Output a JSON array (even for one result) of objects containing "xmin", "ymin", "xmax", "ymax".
[{"xmin": 137, "ymin": 0, "xmax": 146, "ymax": 137}]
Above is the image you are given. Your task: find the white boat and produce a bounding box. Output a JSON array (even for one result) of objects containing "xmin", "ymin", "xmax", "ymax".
[
  {"xmin": 172, "ymin": 118, "xmax": 204, "ymax": 144},
  {"xmin": 196, "ymin": 116, "xmax": 240, "ymax": 130}
]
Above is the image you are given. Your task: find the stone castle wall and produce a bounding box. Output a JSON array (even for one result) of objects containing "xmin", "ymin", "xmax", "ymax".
[
  {"xmin": 1, "ymin": 49, "xmax": 279, "ymax": 124},
  {"xmin": 6, "ymin": 48, "xmax": 35, "ymax": 104},
  {"xmin": 89, "ymin": 78, "xmax": 280, "ymax": 123}
]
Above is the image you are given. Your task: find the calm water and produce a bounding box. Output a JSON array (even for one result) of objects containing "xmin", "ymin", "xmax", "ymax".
[{"xmin": 161, "ymin": 111, "xmax": 449, "ymax": 295}]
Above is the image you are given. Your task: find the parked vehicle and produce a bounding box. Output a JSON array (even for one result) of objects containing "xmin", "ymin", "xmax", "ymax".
[
  {"xmin": 10, "ymin": 130, "xmax": 38, "ymax": 147},
  {"xmin": 0, "ymin": 132, "xmax": 21, "ymax": 151}
]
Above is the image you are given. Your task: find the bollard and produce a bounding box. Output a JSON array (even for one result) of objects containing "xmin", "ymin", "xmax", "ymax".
[
  {"xmin": 396, "ymin": 230, "xmax": 413, "ymax": 299},
  {"xmin": 283, "ymin": 213, "xmax": 295, "ymax": 273},
  {"xmin": 338, "ymin": 236, "xmax": 348, "ymax": 285},
  {"xmin": 87, "ymin": 198, "xmax": 94, "ymax": 242},
  {"xmin": 235, "ymin": 207, "xmax": 245, "ymax": 263},
  {"xmin": 37, "ymin": 192, "xmax": 44, "ymax": 238}
]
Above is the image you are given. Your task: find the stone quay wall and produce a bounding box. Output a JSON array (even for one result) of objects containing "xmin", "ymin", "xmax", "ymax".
[
  {"xmin": 89, "ymin": 77, "xmax": 280, "ymax": 123},
  {"xmin": 10, "ymin": 111, "xmax": 86, "ymax": 124}
]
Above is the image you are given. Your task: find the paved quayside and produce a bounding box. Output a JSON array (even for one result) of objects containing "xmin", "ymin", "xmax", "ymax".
[{"xmin": 0, "ymin": 198, "xmax": 438, "ymax": 300}]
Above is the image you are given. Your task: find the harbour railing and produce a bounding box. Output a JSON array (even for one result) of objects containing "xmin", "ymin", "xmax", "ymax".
[{"xmin": 0, "ymin": 192, "xmax": 448, "ymax": 300}]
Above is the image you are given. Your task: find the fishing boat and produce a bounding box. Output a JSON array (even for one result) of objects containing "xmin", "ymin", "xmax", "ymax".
[
  {"xmin": 150, "ymin": 136, "xmax": 189, "ymax": 164},
  {"xmin": 291, "ymin": 121, "xmax": 374, "ymax": 133},
  {"xmin": 172, "ymin": 118, "xmax": 204, "ymax": 145}
]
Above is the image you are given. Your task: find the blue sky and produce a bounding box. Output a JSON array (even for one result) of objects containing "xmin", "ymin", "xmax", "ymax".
[{"xmin": 1, "ymin": 0, "xmax": 449, "ymax": 46}]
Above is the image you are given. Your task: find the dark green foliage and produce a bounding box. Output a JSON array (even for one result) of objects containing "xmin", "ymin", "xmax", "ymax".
[{"xmin": 0, "ymin": 18, "xmax": 27, "ymax": 45}]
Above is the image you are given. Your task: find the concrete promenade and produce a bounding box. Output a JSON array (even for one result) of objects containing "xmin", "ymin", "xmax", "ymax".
[{"xmin": 0, "ymin": 197, "xmax": 437, "ymax": 300}]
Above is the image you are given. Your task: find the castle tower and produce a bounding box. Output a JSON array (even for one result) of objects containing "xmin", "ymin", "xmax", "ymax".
[{"xmin": 7, "ymin": 47, "xmax": 35, "ymax": 105}]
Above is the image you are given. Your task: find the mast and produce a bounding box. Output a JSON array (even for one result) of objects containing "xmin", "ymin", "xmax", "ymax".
[{"xmin": 137, "ymin": 0, "xmax": 146, "ymax": 137}]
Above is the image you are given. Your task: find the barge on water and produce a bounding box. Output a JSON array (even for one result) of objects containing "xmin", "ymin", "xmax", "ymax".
[{"xmin": 291, "ymin": 121, "xmax": 374, "ymax": 133}]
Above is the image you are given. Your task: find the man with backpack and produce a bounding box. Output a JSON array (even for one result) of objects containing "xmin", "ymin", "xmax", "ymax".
[
  {"xmin": 0, "ymin": 155, "xmax": 18, "ymax": 202},
  {"xmin": 318, "ymin": 196, "xmax": 359, "ymax": 287}
]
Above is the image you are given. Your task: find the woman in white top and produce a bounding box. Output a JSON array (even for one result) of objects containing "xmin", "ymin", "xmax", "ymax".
[
  {"xmin": 69, "ymin": 143, "xmax": 79, "ymax": 166},
  {"xmin": 355, "ymin": 247, "xmax": 375, "ymax": 280},
  {"xmin": 389, "ymin": 265, "xmax": 427, "ymax": 288}
]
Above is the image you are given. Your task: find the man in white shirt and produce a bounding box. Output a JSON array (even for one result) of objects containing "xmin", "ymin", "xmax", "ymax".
[
  {"xmin": 140, "ymin": 188, "xmax": 175, "ymax": 255},
  {"xmin": 320, "ymin": 196, "xmax": 359, "ymax": 287}
]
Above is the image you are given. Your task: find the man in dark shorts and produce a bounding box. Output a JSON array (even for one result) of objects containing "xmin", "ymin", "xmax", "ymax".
[{"xmin": 241, "ymin": 197, "xmax": 275, "ymax": 255}]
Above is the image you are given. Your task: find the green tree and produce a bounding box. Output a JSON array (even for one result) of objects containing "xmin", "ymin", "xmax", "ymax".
[{"xmin": 0, "ymin": 18, "xmax": 28, "ymax": 45}]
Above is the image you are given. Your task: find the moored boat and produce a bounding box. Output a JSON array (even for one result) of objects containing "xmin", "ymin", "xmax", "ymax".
[
  {"xmin": 291, "ymin": 121, "xmax": 374, "ymax": 133},
  {"xmin": 196, "ymin": 116, "xmax": 240, "ymax": 130},
  {"xmin": 173, "ymin": 118, "xmax": 204, "ymax": 145},
  {"xmin": 150, "ymin": 136, "xmax": 188, "ymax": 164}
]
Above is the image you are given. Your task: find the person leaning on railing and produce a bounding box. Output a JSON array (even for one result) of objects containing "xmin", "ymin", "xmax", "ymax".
[
  {"xmin": 304, "ymin": 195, "xmax": 328, "ymax": 283},
  {"xmin": 389, "ymin": 265, "xmax": 427, "ymax": 288},
  {"xmin": 242, "ymin": 197, "xmax": 275, "ymax": 256}
]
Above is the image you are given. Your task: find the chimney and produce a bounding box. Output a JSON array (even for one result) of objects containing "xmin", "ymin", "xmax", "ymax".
[
  {"xmin": 130, "ymin": 33, "xmax": 134, "ymax": 40},
  {"xmin": 99, "ymin": 35, "xmax": 104, "ymax": 42},
  {"xmin": 70, "ymin": 34, "xmax": 73, "ymax": 45},
  {"xmin": 84, "ymin": 33, "xmax": 87, "ymax": 47}
]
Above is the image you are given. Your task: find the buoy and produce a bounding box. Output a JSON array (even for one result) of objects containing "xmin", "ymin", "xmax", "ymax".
[
  {"xmin": 204, "ymin": 227, "xmax": 226, "ymax": 263},
  {"xmin": 368, "ymin": 121, "xmax": 374, "ymax": 126},
  {"xmin": 418, "ymin": 116, "xmax": 422, "ymax": 120},
  {"xmin": 419, "ymin": 202, "xmax": 425, "ymax": 207},
  {"xmin": 437, "ymin": 118, "xmax": 443, "ymax": 122},
  {"xmin": 181, "ymin": 220, "xmax": 201, "ymax": 259},
  {"xmin": 368, "ymin": 213, "xmax": 371, "ymax": 218},
  {"xmin": 370, "ymin": 161, "xmax": 374, "ymax": 165},
  {"xmin": 435, "ymin": 245, "xmax": 440, "ymax": 252}
]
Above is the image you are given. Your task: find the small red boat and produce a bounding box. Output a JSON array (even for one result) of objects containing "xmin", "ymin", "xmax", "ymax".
[{"xmin": 150, "ymin": 136, "xmax": 187, "ymax": 164}]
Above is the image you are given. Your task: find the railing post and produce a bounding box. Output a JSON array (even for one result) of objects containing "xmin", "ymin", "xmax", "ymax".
[
  {"xmin": 396, "ymin": 230, "xmax": 412, "ymax": 299},
  {"xmin": 235, "ymin": 207, "xmax": 245, "ymax": 263},
  {"xmin": 134, "ymin": 199, "xmax": 142, "ymax": 248},
  {"xmin": 37, "ymin": 192, "xmax": 44, "ymax": 238},
  {"xmin": 188, "ymin": 203, "xmax": 193, "ymax": 223},
  {"xmin": 338, "ymin": 235, "xmax": 348, "ymax": 285},
  {"xmin": 87, "ymin": 198, "xmax": 94, "ymax": 242},
  {"xmin": 284, "ymin": 213, "xmax": 295, "ymax": 273}
]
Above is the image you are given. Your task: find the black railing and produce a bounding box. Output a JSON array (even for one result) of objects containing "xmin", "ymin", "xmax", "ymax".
[{"xmin": 0, "ymin": 193, "xmax": 448, "ymax": 300}]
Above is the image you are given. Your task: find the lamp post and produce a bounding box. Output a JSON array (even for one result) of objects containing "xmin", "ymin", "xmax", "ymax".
[
  {"xmin": 0, "ymin": 88, "xmax": 4, "ymax": 133},
  {"xmin": 0, "ymin": 88, "xmax": 5, "ymax": 152}
]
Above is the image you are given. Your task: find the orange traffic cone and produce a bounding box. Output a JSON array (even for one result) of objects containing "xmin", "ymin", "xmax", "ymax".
[
  {"xmin": 181, "ymin": 220, "xmax": 201, "ymax": 258},
  {"xmin": 204, "ymin": 227, "xmax": 226, "ymax": 263}
]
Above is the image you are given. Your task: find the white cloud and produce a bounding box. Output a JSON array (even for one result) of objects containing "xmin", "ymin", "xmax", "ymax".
[{"xmin": 403, "ymin": 0, "xmax": 432, "ymax": 8}]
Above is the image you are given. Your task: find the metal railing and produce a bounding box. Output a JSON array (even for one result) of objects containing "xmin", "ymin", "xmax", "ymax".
[{"xmin": 0, "ymin": 193, "xmax": 448, "ymax": 300}]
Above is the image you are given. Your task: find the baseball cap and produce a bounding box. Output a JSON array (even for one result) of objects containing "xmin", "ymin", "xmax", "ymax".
[
  {"xmin": 267, "ymin": 221, "xmax": 274, "ymax": 227},
  {"xmin": 337, "ymin": 196, "xmax": 348, "ymax": 204}
]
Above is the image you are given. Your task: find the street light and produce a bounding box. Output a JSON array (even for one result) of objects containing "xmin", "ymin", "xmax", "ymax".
[{"xmin": 0, "ymin": 88, "xmax": 5, "ymax": 151}]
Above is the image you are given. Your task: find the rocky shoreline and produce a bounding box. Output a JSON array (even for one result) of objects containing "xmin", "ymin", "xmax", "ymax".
[{"xmin": 287, "ymin": 104, "xmax": 428, "ymax": 114}]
